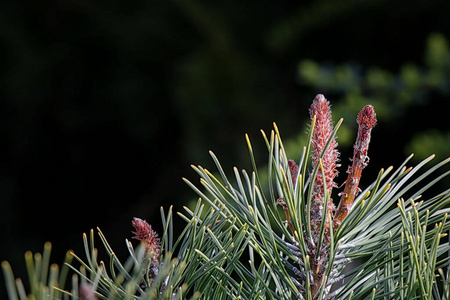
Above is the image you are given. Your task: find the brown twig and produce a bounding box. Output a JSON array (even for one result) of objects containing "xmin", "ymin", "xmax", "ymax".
[{"xmin": 333, "ymin": 105, "xmax": 377, "ymax": 230}]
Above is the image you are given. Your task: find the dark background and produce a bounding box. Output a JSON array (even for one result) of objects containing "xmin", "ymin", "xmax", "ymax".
[{"xmin": 1, "ymin": 0, "xmax": 450, "ymax": 297}]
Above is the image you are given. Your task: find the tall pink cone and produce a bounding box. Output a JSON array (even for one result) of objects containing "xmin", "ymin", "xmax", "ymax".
[
  {"xmin": 309, "ymin": 94, "xmax": 339, "ymax": 243},
  {"xmin": 307, "ymin": 94, "xmax": 341, "ymax": 297}
]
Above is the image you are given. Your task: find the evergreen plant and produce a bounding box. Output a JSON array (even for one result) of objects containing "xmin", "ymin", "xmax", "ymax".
[{"xmin": 3, "ymin": 94, "xmax": 450, "ymax": 299}]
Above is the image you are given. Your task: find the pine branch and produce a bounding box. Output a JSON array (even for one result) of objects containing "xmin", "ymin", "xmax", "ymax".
[{"xmin": 2, "ymin": 94, "xmax": 450, "ymax": 300}]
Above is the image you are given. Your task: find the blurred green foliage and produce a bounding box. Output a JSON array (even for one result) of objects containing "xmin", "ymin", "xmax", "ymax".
[{"xmin": 297, "ymin": 33, "xmax": 450, "ymax": 161}]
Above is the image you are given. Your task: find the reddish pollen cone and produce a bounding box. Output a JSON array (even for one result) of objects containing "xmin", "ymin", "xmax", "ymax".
[
  {"xmin": 132, "ymin": 217, "xmax": 160, "ymax": 264},
  {"xmin": 309, "ymin": 94, "xmax": 339, "ymax": 241}
]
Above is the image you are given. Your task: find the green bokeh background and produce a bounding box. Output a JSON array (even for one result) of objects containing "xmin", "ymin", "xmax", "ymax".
[{"xmin": 1, "ymin": 1, "xmax": 450, "ymax": 297}]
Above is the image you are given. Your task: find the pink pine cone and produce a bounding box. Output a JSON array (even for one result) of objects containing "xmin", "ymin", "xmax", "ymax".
[{"xmin": 132, "ymin": 217, "xmax": 161, "ymax": 266}]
